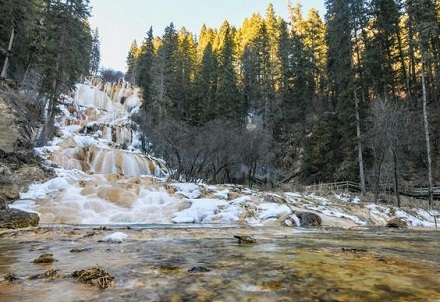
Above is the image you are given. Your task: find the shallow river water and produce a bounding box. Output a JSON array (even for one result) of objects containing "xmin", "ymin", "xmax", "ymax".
[{"xmin": 0, "ymin": 226, "xmax": 439, "ymax": 302}]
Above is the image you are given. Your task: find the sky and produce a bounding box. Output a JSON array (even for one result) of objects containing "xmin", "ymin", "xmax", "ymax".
[{"xmin": 89, "ymin": 1, "xmax": 326, "ymax": 72}]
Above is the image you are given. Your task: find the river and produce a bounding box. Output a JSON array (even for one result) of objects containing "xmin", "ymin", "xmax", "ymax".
[{"xmin": 0, "ymin": 226, "xmax": 439, "ymax": 301}]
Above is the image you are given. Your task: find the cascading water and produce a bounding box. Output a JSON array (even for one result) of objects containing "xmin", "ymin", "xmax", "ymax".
[{"xmin": 13, "ymin": 81, "xmax": 181, "ymax": 224}]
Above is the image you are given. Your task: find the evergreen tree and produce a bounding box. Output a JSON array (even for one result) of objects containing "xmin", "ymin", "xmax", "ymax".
[
  {"xmin": 0, "ymin": 0, "xmax": 42, "ymax": 81},
  {"xmin": 302, "ymin": 9, "xmax": 327, "ymax": 97},
  {"xmin": 36, "ymin": 0, "xmax": 93, "ymax": 145},
  {"xmin": 325, "ymin": 0, "xmax": 352, "ymax": 111},
  {"xmin": 176, "ymin": 27, "xmax": 197, "ymax": 119},
  {"xmin": 137, "ymin": 27, "xmax": 155, "ymax": 111},
  {"xmin": 363, "ymin": 0, "xmax": 402, "ymax": 99},
  {"xmin": 149, "ymin": 22, "xmax": 179, "ymax": 120},
  {"xmin": 215, "ymin": 21, "xmax": 245, "ymax": 122},
  {"xmin": 126, "ymin": 39, "xmax": 138, "ymax": 84},
  {"xmin": 90, "ymin": 27, "xmax": 100, "ymax": 75},
  {"xmin": 191, "ymin": 41, "xmax": 218, "ymax": 124}
]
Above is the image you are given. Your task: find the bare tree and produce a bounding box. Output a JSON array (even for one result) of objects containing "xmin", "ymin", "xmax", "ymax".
[{"xmin": 366, "ymin": 98, "xmax": 408, "ymax": 205}]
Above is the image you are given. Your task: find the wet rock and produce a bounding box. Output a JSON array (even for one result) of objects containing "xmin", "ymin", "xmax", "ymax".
[
  {"xmin": 72, "ymin": 266, "xmax": 114, "ymax": 289},
  {"xmin": 342, "ymin": 248, "xmax": 368, "ymax": 253},
  {"xmin": 29, "ymin": 245, "xmax": 50, "ymax": 251},
  {"xmin": 386, "ymin": 217, "xmax": 408, "ymax": 229},
  {"xmin": 4, "ymin": 273, "xmax": 20, "ymax": 282},
  {"xmin": 29, "ymin": 269, "xmax": 61, "ymax": 280},
  {"xmin": 295, "ymin": 211, "xmax": 322, "ymax": 227},
  {"xmin": 70, "ymin": 247, "xmax": 92, "ymax": 253},
  {"xmin": 0, "ymin": 208, "xmax": 39, "ymax": 228},
  {"xmin": 33, "ymin": 253, "xmax": 56, "ymax": 264},
  {"xmin": 188, "ymin": 266, "xmax": 211, "ymax": 273},
  {"xmin": 281, "ymin": 214, "xmax": 300, "ymax": 227},
  {"xmin": 234, "ymin": 235, "xmax": 257, "ymax": 244}
]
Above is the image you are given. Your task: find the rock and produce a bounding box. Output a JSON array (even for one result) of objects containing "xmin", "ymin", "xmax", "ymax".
[
  {"xmin": 263, "ymin": 193, "xmax": 287, "ymax": 204},
  {"xmin": 0, "ymin": 91, "xmax": 53, "ymax": 207},
  {"xmin": 188, "ymin": 266, "xmax": 211, "ymax": 273},
  {"xmin": 0, "ymin": 208, "xmax": 39, "ymax": 228},
  {"xmin": 0, "ymin": 184, "xmax": 19, "ymax": 209},
  {"xmin": 33, "ymin": 253, "xmax": 56, "ymax": 264},
  {"xmin": 227, "ymin": 192, "xmax": 241, "ymax": 200},
  {"xmin": 386, "ymin": 217, "xmax": 408, "ymax": 229},
  {"xmin": 29, "ymin": 269, "xmax": 61, "ymax": 280},
  {"xmin": 70, "ymin": 248, "xmax": 92, "ymax": 253},
  {"xmin": 295, "ymin": 211, "xmax": 322, "ymax": 227},
  {"xmin": 342, "ymin": 248, "xmax": 368, "ymax": 253},
  {"xmin": 4, "ymin": 273, "xmax": 20, "ymax": 282},
  {"xmin": 234, "ymin": 235, "xmax": 257, "ymax": 244}
]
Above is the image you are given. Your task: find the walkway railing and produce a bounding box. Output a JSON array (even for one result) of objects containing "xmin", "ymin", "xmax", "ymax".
[{"xmin": 306, "ymin": 181, "xmax": 440, "ymax": 199}]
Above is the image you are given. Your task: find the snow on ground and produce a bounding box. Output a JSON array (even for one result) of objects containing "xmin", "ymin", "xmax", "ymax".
[{"xmin": 101, "ymin": 232, "xmax": 128, "ymax": 243}]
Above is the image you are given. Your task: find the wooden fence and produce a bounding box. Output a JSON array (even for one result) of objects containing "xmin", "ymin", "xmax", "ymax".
[{"xmin": 306, "ymin": 181, "xmax": 440, "ymax": 199}]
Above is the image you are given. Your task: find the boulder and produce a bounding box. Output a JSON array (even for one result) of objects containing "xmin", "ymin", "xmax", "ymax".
[
  {"xmin": 0, "ymin": 184, "xmax": 19, "ymax": 209},
  {"xmin": 0, "ymin": 208, "xmax": 39, "ymax": 228},
  {"xmin": 386, "ymin": 217, "xmax": 408, "ymax": 229},
  {"xmin": 295, "ymin": 211, "xmax": 322, "ymax": 227}
]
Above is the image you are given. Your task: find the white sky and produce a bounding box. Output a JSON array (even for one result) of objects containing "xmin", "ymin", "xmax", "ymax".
[{"xmin": 89, "ymin": 1, "xmax": 326, "ymax": 72}]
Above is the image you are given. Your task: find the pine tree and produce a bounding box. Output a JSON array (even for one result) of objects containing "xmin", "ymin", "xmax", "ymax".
[
  {"xmin": 215, "ymin": 21, "xmax": 245, "ymax": 122},
  {"xmin": 302, "ymin": 9, "xmax": 327, "ymax": 97},
  {"xmin": 191, "ymin": 41, "xmax": 218, "ymax": 124},
  {"xmin": 137, "ymin": 27, "xmax": 155, "ymax": 111},
  {"xmin": 325, "ymin": 0, "xmax": 352, "ymax": 111},
  {"xmin": 90, "ymin": 27, "xmax": 100, "ymax": 75},
  {"xmin": 363, "ymin": 0, "xmax": 401, "ymax": 99},
  {"xmin": 126, "ymin": 39, "xmax": 138, "ymax": 84},
  {"xmin": 0, "ymin": 0, "xmax": 42, "ymax": 81},
  {"xmin": 176, "ymin": 27, "xmax": 197, "ymax": 119},
  {"xmin": 36, "ymin": 0, "xmax": 93, "ymax": 145}
]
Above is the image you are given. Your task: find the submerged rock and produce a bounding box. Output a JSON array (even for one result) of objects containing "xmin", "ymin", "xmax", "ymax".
[
  {"xmin": 29, "ymin": 269, "xmax": 61, "ymax": 280},
  {"xmin": 386, "ymin": 217, "xmax": 408, "ymax": 229},
  {"xmin": 188, "ymin": 266, "xmax": 211, "ymax": 273},
  {"xmin": 0, "ymin": 208, "xmax": 39, "ymax": 228},
  {"xmin": 33, "ymin": 253, "xmax": 56, "ymax": 264},
  {"xmin": 234, "ymin": 235, "xmax": 257, "ymax": 244}
]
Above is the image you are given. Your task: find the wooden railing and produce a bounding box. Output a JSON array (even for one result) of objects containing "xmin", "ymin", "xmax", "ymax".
[{"xmin": 306, "ymin": 181, "xmax": 440, "ymax": 199}]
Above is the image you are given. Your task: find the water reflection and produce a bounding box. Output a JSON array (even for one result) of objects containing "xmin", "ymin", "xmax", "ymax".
[{"xmin": 0, "ymin": 226, "xmax": 439, "ymax": 301}]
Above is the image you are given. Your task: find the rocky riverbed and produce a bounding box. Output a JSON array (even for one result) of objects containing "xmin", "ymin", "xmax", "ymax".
[{"xmin": 1, "ymin": 225, "xmax": 440, "ymax": 301}]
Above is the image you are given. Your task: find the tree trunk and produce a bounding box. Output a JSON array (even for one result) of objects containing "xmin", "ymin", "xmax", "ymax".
[
  {"xmin": 355, "ymin": 89, "xmax": 366, "ymax": 195},
  {"xmin": 392, "ymin": 149, "xmax": 401, "ymax": 207},
  {"xmin": 422, "ymin": 65, "xmax": 434, "ymax": 210},
  {"xmin": 1, "ymin": 26, "xmax": 15, "ymax": 79}
]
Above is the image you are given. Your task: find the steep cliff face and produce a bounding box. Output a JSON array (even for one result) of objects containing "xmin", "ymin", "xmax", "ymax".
[{"xmin": 0, "ymin": 89, "xmax": 53, "ymax": 212}]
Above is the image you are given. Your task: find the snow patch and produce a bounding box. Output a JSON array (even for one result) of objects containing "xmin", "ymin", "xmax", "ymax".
[{"xmin": 101, "ymin": 232, "xmax": 128, "ymax": 243}]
